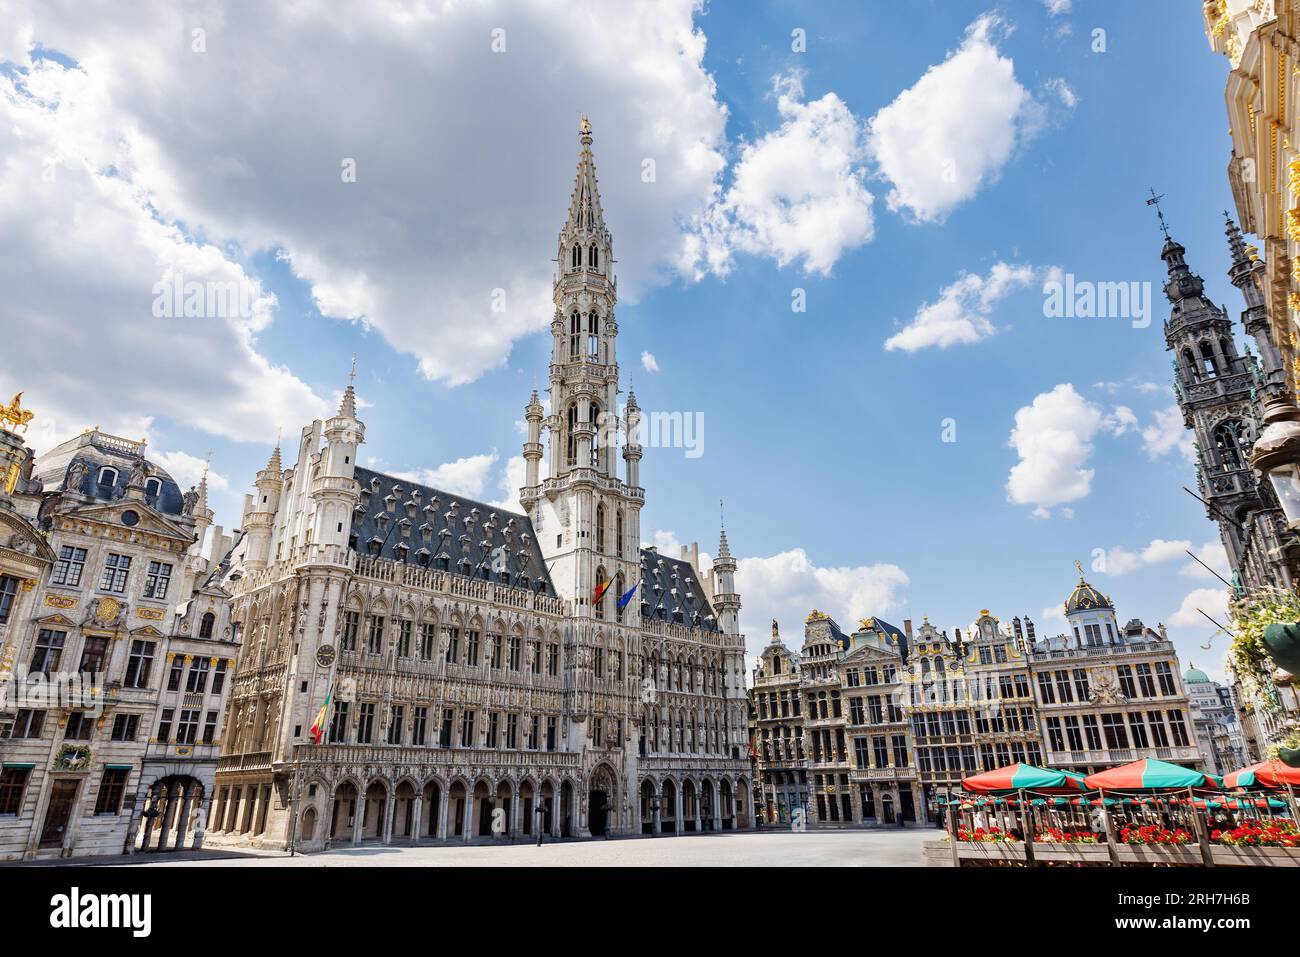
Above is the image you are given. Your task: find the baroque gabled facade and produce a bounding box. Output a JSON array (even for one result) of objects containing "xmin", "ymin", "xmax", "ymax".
[
  {"xmin": 205, "ymin": 119, "xmax": 752, "ymax": 851},
  {"xmin": 0, "ymin": 422, "xmax": 236, "ymax": 862}
]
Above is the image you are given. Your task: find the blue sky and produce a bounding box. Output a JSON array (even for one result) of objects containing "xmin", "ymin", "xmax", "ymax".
[{"xmin": 0, "ymin": 1, "xmax": 1242, "ymax": 675}]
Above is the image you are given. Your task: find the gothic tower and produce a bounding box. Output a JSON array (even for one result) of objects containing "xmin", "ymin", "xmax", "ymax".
[
  {"xmin": 520, "ymin": 117, "xmax": 643, "ymax": 767},
  {"xmin": 1163, "ymin": 229, "xmax": 1264, "ymax": 569},
  {"xmin": 521, "ymin": 116, "xmax": 642, "ymax": 617}
]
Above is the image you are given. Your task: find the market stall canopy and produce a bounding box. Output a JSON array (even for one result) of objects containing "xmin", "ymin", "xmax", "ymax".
[
  {"xmin": 962, "ymin": 763, "xmax": 1087, "ymax": 793},
  {"xmin": 1084, "ymin": 757, "xmax": 1221, "ymax": 791},
  {"xmin": 1223, "ymin": 759, "xmax": 1300, "ymax": 790}
]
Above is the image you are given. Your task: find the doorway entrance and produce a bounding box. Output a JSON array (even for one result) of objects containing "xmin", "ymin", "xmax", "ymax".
[
  {"xmin": 40, "ymin": 780, "xmax": 80, "ymax": 849},
  {"xmin": 587, "ymin": 790, "xmax": 608, "ymax": 836}
]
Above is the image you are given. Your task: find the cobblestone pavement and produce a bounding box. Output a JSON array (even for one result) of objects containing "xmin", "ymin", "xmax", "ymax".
[{"xmin": 94, "ymin": 827, "xmax": 933, "ymax": 867}]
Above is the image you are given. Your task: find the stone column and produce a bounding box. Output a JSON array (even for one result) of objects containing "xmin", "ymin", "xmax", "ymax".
[
  {"xmin": 352, "ymin": 793, "xmax": 366, "ymax": 846},
  {"xmin": 461, "ymin": 793, "xmax": 472, "ymax": 842},
  {"xmin": 509, "ymin": 793, "xmax": 519, "ymax": 838},
  {"xmin": 382, "ymin": 791, "xmax": 395, "ymax": 844},
  {"xmin": 411, "ymin": 795, "xmax": 423, "ymax": 844},
  {"xmin": 172, "ymin": 784, "xmax": 191, "ymax": 850},
  {"xmin": 139, "ymin": 786, "xmax": 158, "ymax": 850},
  {"xmin": 436, "ymin": 792, "xmax": 449, "ymax": 841},
  {"xmin": 674, "ymin": 786, "xmax": 683, "ymax": 835},
  {"xmin": 652, "ymin": 786, "xmax": 662, "ymax": 834},
  {"xmin": 712, "ymin": 781, "xmax": 722, "ymax": 832}
]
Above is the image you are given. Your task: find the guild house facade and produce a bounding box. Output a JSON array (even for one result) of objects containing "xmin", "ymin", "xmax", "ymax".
[
  {"xmin": 0, "ymin": 416, "xmax": 238, "ymax": 861},
  {"xmin": 204, "ymin": 119, "xmax": 753, "ymax": 851}
]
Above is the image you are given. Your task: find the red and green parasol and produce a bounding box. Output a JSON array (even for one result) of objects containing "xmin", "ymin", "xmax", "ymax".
[
  {"xmin": 962, "ymin": 763, "xmax": 1088, "ymax": 793},
  {"xmin": 1223, "ymin": 759, "xmax": 1300, "ymax": 790},
  {"xmin": 1084, "ymin": 757, "xmax": 1221, "ymax": 791}
]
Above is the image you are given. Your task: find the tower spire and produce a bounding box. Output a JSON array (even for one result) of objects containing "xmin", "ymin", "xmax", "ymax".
[{"xmin": 338, "ymin": 355, "xmax": 358, "ymax": 419}]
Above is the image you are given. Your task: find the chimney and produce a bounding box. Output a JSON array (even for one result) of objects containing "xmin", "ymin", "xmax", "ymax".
[
  {"xmin": 1012, "ymin": 616, "xmax": 1023, "ymax": 641},
  {"xmin": 903, "ymin": 619, "xmax": 913, "ymax": 639},
  {"xmin": 1025, "ymin": 618, "xmax": 1036, "ymax": 643}
]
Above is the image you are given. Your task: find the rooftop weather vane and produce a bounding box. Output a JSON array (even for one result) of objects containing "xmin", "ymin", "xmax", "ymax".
[{"xmin": 1146, "ymin": 187, "xmax": 1170, "ymax": 238}]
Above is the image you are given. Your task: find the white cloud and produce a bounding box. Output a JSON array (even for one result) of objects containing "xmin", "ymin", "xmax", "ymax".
[
  {"xmin": 883, "ymin": 262, "xmax": 1055, "ymax": 352},
  {"xmin": 0, "ymin": 53, "xmax": 327, "ymax": 446},
  {"xmin": 682, "ymin": 71, "xmax": 873, "ymax": 278},
  {"xmin": 1039, "ymin": 603, "xmax": 1065, "ymax": 625},
  {"xmin": 1095, "ymin": 538, "xmax": 1191, "ymax": 576},
  {"xmin": 151, "ymin": 450, "xmax": 229, "ymax": 493},
  {"xmin": 1042, "ymin": 0, "xmax": 1072, "ymax": 15},
  {"xmin": 1006, "ymin": 384, "xmax": 1106, "ymax": 516},
  {"xmin": 867, "ymin": 15, "xmax": 1049, "ymax": 222},
  {"xmin": 1044, "ymin": 77, "xmax": 1078, "ymax": 109},
  {"xmin": 5, "ymin": 2, "xmax": 729, "ymax": 387},
  {"xmin": 1169, "ymin": 587, "xmax": 1229, "ymax": 630},
  {"xmin": 1141, "ymin": 405, "xmax": 1195, "ymax": 462},
  {"xmin": 392, "ymin": 451, "xmax": 499, "ymax": 501},
  {"xmin": 640, "ymin": 351, "xmax": 660, "ymax": 373},
  {"xmin": 735, "ymin": 547, "xmax": 909, "ymax": 657},
  {"xmin": 488, "ymin": 455, "xmax": 528, "ymax": 514},
  {"xmin": 1106, "ymin": 405, "xmax": 1138, "ymax": 436},
  {"xmin": 1181, "ymin": 539, "xmax": 1231, "ymax": 582}
]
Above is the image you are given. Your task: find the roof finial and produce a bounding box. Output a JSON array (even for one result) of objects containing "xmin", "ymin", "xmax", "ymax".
[
  {"xmin": 1074, "ymin": 558, "xmax": 1086, "ymax": 581},
  {"xmin": 349, "ymin": 353, "xmax": 357, "ymax": 386},
  {"xmin": 1146, "ymin": 187, "xmax": 1170, "ymax": 239}
]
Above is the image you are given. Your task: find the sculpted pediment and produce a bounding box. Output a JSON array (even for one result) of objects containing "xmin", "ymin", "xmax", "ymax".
[{"xmin": 56, "ymin": 500, "xmax": 192, "ymax": 544}]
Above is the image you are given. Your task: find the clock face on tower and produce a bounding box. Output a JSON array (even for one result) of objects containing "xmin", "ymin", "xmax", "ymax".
[{"xmin": 316, "ymin": 644, "xmax": 336, "ymax": 668}]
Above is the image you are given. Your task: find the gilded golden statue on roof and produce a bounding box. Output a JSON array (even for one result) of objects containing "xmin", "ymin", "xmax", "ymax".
[{"xmin": 0, "ymin": 392, "xmax": 34, "ymax": 433}]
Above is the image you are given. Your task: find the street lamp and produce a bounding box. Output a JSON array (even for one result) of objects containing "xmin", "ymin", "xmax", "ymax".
[
  {"xmin": 650, "ymin": 797, "xmax": 660, "ymax": 837},
  {"xmin": 1251, "ymin": 396, "xmax": 1300, "ymax": 527}
]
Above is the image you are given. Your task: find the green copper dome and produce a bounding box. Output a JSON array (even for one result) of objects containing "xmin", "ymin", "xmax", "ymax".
[{"xmin": 1183, "ymin": 663, "xmax": 1210, "ymax": 684}]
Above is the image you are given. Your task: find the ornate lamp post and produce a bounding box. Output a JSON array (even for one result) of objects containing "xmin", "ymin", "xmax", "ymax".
[{"xmin": 1251, "ymin": 396, "xmax": 1300, "ymax": 528}]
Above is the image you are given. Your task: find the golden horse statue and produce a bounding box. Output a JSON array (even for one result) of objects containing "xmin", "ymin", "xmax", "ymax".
[{"xmin": 0, "ymin": 393, "xmax": 34, "ymax": 433}]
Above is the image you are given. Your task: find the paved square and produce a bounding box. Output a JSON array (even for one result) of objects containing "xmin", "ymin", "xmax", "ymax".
[{"xmin": 118, "ymin": 828, "xmax": 933, "ymax": 867}]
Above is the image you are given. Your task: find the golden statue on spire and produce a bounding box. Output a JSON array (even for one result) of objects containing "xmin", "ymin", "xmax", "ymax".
[
  {"xmin": 0, "ymin": 393, "xmax": 34, "ymax": 433},
  {"xmin": 579, "ymin": 114, "xmax": 592, "ymax": 137},
  {"xmin": 1074, "ymin": 559, "xmax": 1086, "ymax": 580}
]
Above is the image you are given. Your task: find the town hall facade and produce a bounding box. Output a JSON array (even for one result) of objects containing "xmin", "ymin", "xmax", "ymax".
[{"xmin": 204, "ymin": 119, "xmax": 753, "ymax": 850}]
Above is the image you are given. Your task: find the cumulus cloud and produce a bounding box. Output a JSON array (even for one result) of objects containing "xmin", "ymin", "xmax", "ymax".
[
  {"xmin": 735, "ymin": 548, "xmax": 909, "ymax": 657},
  {"xmin": 392, "ymin": 451, "xmax": 499, "ymax": 501},
  {"xmin": 151, "ymin": 450, "xmax": 229, "ymax": 493},
  {"xmin": 0, "ymin": 50, "xmax": 327, "ymax": 446},
  {"xmin": 1094, "ymin": 538, "xmax": 1192, "ymax": 576},
  {"xmin": 867, "ymin": 15, "xmax": 1053, "ymax": 223},
  {"xmin": 4, "ymin": 1, "xmax": 729, "ymax": 388},
  {"xmin": 1169, "ymin": 587, "xmax": 1229, "ymax": 630},
  {"xmin": 640, "ymin": 351, "xmax": 660, "ymax": 373},
  {"xmin": 883, "ymin": 262, "xmax": 1057, "ymax": 352},
  {"xmin": 1007, "ymin": 384, "xmax": 1132, "ymax": 517},
  {"xmin": 682, "ymin": 71, "xmax": 873, "ymax": 277},
  {"xmin": 1141, "ymin": 405, "xmax": 1196, "ymax": 462},
  {"xmin": 1181, "ymin": 539, "xmax": 1231, "ymax": 581},
  {"xmin": 1042, "ymin": 0, "xmax": 1072, "ymax": 14}
]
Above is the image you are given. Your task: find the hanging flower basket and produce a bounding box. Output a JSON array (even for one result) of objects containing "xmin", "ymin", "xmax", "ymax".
[
  {"xmin": 1228, "ymin": 588, "xmax": 1300, "ymax": 696},
  {"xmin": 1263, "ymin": 621, "xmax": 1300, "ymax": 676}
]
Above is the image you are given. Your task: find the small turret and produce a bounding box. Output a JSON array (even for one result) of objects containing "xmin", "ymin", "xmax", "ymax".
[
  {"xmin": 711, "ymin": 504, "xmax": 741, "ymax": 637},
  {"xmin": 310, "ymin": 360, "xmax": 365, "ymax": 557}
]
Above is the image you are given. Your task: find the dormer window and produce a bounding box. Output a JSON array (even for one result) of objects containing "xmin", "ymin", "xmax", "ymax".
[
  {"xmin": 145, "ymin": 477, "xmax": 162, "ymax": 500},
  {"xmin": 97, "ymin": 466, "xmax": 118, "ymax": 488}
]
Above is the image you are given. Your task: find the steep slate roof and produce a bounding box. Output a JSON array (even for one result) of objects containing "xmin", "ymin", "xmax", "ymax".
[
  {"xmin": 639, "ymin": 547, "xmax": 717, "ymax": 631},
  {"xmin": 350, "ymin": 466, "xmax": 555, "ymax": 597}
]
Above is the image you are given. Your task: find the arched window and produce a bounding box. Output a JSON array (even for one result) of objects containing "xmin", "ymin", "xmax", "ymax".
[
  {"xmin": 1200, "ymin": 341, "xmax": 1218, "ymax": 377},
  {"xmin": 587, "ymin": 312, "xmax": 600, "ymax": 360},
  {"xmin": 596, "ymin": 502, "xmax": 606, "ymax": 552},
  {"xmin": 589, "ymin": 401, "xmax": 601, "ymax": 468},
  {"xmin": 1182, "ymin": 348, "xmax": 1199, "ymax": 382},
  {"xmin": 590, "ymin": 243, "xmax": 599, "ymax": 270},
  {"xmin": 616, "ymin": 510, "xmax": 624, "ymax": 559},
  {"xmin": 97, "ymin": 466, "xmax": 118, "ymax": 487},
  {"xmin": 571, "ymin": 244, "xmax": 580, "ymax": 269},
  {"xmin": 614, "ymin": 571, "xmax": 625, "ymax": 623},
  {"xmin": 1214, "ymin": 420, "xmax": 1244, "ymax": 471},
  {"xmin": 145, "ymin": 477, "xmax": 162, "ymax": 500},
  {"xmin": 595, "ymin": 566, "xmax": 607, "ymax": 620},
  {"xmin": 199, "ymin": 612, "xmax": 216, "ymax": 640},
  {"xmin": 566, "ymin": 404, "xmax": 578, "ymax": 466},
  {"xmin": 569, "ymin": 311, "xmax": 581, "ymax": 359}
]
